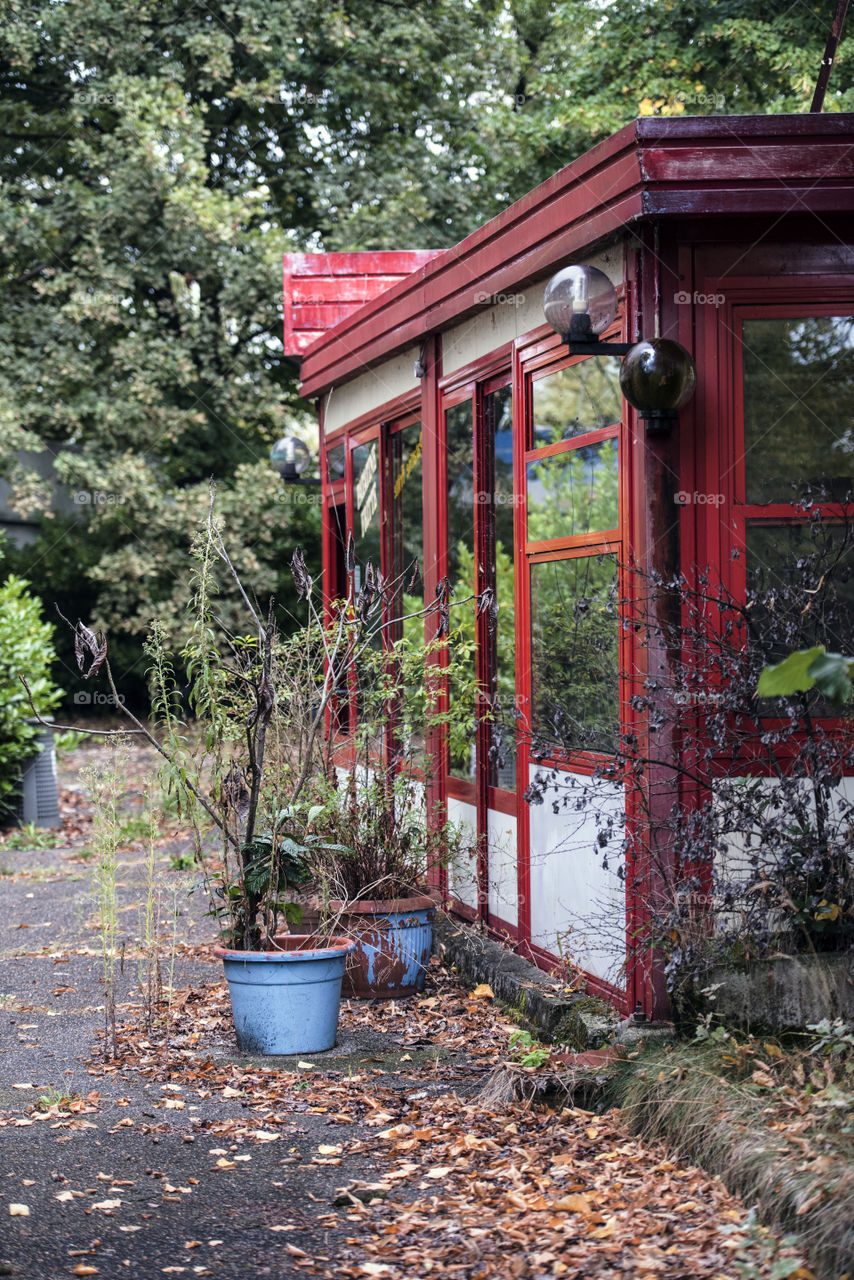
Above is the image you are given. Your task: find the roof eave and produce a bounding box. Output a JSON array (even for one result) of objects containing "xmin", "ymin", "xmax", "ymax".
[{"xmin": 299, "ymin": 113, "xmax": 854, "ymax": 400}]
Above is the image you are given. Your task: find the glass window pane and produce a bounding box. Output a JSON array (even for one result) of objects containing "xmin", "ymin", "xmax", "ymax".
[
  {"xmin": 446, "ymin": 400, "xmax": 476, "ymax": 783},
  {"xmin": 527, "ymin": 438, "xmax": 618, "ymax": 542},
  {"xmin": 351, "ymin": 439, "xmax": 381, "ymax": 590},
  {"xmin": 390, "ymin": 424, "xmax": 426, "ymax": 763},
  {"xmin": 746, "ymin": 522, "xmax": 854, "ymax": 661},
  {"xmin": 530, "ymin": 555, "xmax": 619, "ymax": 755},
  {"xmin": 327, "ymin": 442, "xmax": 346, "ymax": 483},
  {"xmin": 743, "ymin": 317, "xmax": 854, "ymax": 504},
  {"xmin": 532, "ymin": 358, "xmax": 622, "ymax": 446},
  {"xmin": 485, "ymin": 386, "xmax": 516, "ymax": 789},
  {"xmin": 390, "ymin": 422, "xmax": 423, "ymax": 608}
]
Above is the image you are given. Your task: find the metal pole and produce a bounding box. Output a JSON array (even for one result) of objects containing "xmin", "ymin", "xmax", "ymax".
[{"xmin": 810, "ymin": 0, "xmax": 850, "ymax": 113}]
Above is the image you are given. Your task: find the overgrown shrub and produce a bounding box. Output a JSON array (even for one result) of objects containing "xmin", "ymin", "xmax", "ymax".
[
  {"xmin": 0, "ymin": 573, "xmax": 63, "ymax": 820},
  {"xmin": 524, "ymin": 503, "xmax": 854, "ymax": 1024}
]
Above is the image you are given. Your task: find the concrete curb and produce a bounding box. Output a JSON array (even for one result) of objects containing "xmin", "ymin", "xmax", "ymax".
[{"xmin": 432, "ymin": 913, "xmax": 618, "ymax": 1050}]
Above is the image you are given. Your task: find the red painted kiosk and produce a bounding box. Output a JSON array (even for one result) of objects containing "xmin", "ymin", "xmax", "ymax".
[{"xmin": 293, "ymin": 114, "xmax": 854, "ymax": 1016}]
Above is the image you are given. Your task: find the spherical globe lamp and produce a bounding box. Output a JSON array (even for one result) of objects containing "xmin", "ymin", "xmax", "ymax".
[
  {"xmin": 543, "ymin": 265, "xmax": 619, "ymax": 341},
  {"xmin": 271, "ymin": 436, "xmax": 312, "ymax": 481},
  {"xmin": 619, "ymin": 338, "xmax": 697, "ymax": 431}
]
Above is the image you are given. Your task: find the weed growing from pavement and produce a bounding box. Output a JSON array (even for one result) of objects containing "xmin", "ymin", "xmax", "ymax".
[
  {"xmin": 0, "ymin": 821, "xmax": 62, "ymax": 852},
  {"xmin": 163, "ymin": 880, "xmax": 186, "ymax": 1032},
  {"xmin": 82, "ymin": 739, "xmax": 128, "ymax": 1058},
  {"xmin": 138, "ymin": 783, "xmax": 163, "ymax": 1032},
  {"xmin": 36, "ymin": 1086, "xmax": 74, "ymax": 1111}
]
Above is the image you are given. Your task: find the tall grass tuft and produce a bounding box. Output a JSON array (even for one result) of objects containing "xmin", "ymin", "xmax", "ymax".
[
  {"xmin": 606, "ymin": 1037, "xmax": 854, "ymax": 1278},
  {"xmin": 82, "ymin": 740, "xmax": 128, "ymax": 1059}
]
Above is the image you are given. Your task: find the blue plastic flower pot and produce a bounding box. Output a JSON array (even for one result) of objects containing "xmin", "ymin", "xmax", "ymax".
[
  {"xmin": 331, "ymin": 896, "xmax": 436, "ymax": 999},
  {"xmin": 214, "ymin": 936, "xmax": 354, "ymax": 1055}
]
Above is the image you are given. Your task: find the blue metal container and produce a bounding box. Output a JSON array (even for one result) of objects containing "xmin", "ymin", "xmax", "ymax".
[{"xmin": 214, "ymin": 936, "xmax": 354, "ymax": 1055}]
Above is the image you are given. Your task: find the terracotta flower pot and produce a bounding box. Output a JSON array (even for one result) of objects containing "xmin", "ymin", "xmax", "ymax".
[{"xmin": 330, "ymin": 896, "xmax": 435, "ymax": 999}]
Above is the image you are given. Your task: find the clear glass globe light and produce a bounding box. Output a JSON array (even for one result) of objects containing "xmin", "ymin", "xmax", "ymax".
[
  {"xmin": 543, "ymin": 265, "xmax": 618, "ymax": 338},
  {"xmin": 270, "ymin": 436, "xmax": 312, "ymax": 478}
]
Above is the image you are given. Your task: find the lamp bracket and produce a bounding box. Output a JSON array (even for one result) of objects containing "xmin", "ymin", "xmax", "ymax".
[
  {"xmin": 565, "ymin": 336, "xmax": 636, "ymax": 357},
  {"xmin": 639, "ymin": 409, "xmax": 676, "ymax": 438}
]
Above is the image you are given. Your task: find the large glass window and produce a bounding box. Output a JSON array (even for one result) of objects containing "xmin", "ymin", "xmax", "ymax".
[
  {"xmin": 526, "ymin": 357, "xmax": 623, "ymax": 759},
  {"xmin": 389, "ymin": 421, "xmax": 424, "ymax": 613},
  {"xmin": 446, "ymin": 400, "xmax": 477, "ymax": 783},
  {"xmin": 326, "ymin": 441, "xmax": 346, "ymax": 483},
  {"xmin": 484, "ymin": 385, "xmax": 516, "ymax": 790},
  {"xmin": 746, "ymin": 522, "xmax": 854, "ymax": 658},
  {"xmin": 526, "ymin": 439, "xmax": 619, "ymax": 542},
  {"xmin": 742, "ymin": 317, "xmax": 854, "ymax": 504},
  {"xmin": 389, "ymin": 421, "xmax": 427, "ymax": 763},
  {"xmin": 531, "ymin": 357, "xmax": 622, "ymax": 444},
  {"xmin": 530, "ymin": 555, "xmax": 619, "ymax": 755},
  {"xmin": 738, "ymin": 311, "xmax": 854, "ymax": 717},
  {"xmin": 352, "ymin": 438, "xmax": 381, "ymax": 590}
]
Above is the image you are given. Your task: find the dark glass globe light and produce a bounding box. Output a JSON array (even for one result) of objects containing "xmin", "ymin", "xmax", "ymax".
[
  {"xmin": 270, "ymin": 436, "xmax": 311, "ymax": 479},
  {"xmin": 543, "ymin": 265, "xmax": 618, "ymax": 338},
  {"xmin": 619, "ymin": 338, "xmax": 697, "ymax": 416}
]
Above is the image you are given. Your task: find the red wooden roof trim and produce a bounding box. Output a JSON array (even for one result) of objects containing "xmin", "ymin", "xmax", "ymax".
[
  {"xmin": 299, "ymin": 113, "xmax": 854, "ymax": 398},
  {"xmin": 300, "ymin": 190, "xmax": 642, "ymax": 394},
  {"xmin": 283, "ymin": 250, "xmax": 442, "ymax": 358},
  {"xmin": 284, "ymin": 250, "xmax": 441, "ymax": 276}
]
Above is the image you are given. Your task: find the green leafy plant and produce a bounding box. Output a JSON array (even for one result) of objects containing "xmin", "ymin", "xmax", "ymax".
[
  {"xmin": 758, "ymin": 646, "xmax": 854, "ymax": 706},
  {"xmin": 209, "ymin": 806, "xmax": 346, "ymax": 940},
  {"xmin": 1, "ymin": 821, "xmax": 62, "ymax": 851},
  {"xmin": 36, "ymin": 1087, "xmax": 75, "ymax": 1111},
  {"xmin": 0, "ymin": 574, "xmax": 63, "ymax": 821},
  {"xmin": 806, "ymin": 1018, "xmax": 854, "ymax": 1060},
  {"xmin": 508, "ymin": 1029, "xmax": 553, "ymax": 1070},
  {"xmin": 168, "ymin": 850, "xmax": 195, "ymax": 872}
]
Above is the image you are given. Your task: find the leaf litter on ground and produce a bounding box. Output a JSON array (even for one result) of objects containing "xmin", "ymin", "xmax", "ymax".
[{"xmin": 73, "ymin": 963, "xmax": 798, "ymax": 1279}]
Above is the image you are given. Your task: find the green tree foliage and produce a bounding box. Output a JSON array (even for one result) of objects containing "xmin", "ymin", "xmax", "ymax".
[
  {"xmin": 1, "ymin": 0, "xmax": 850, "ymax": 704},
  {"xmin": 0, "ymin": 572, "xmax": 63, "ymax": 818}
]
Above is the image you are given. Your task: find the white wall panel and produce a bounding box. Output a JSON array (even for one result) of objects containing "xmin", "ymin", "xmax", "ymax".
[
  {"xmin": 486, "ymin": 810, "xmax": 518, "ymax": 927},
  {"xmin": 527, "ymin": 766, "xmax": 625, "ymax": 985},
  {"xmin": 324, "ymin": 347, "xmax": 420, "ymax": 435},
  {"xmin": 441, "ymin": 247, "xmax": 624, "ymax": 376},
  {"xmin": 447, "ymin": 796, "xmax": 478, "ymax": 910}
]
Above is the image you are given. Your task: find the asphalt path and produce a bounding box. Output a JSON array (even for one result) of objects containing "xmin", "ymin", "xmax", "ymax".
[{"xmin": 0, "ymin": 829, "xmax": 455, "ymax": 1280}]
